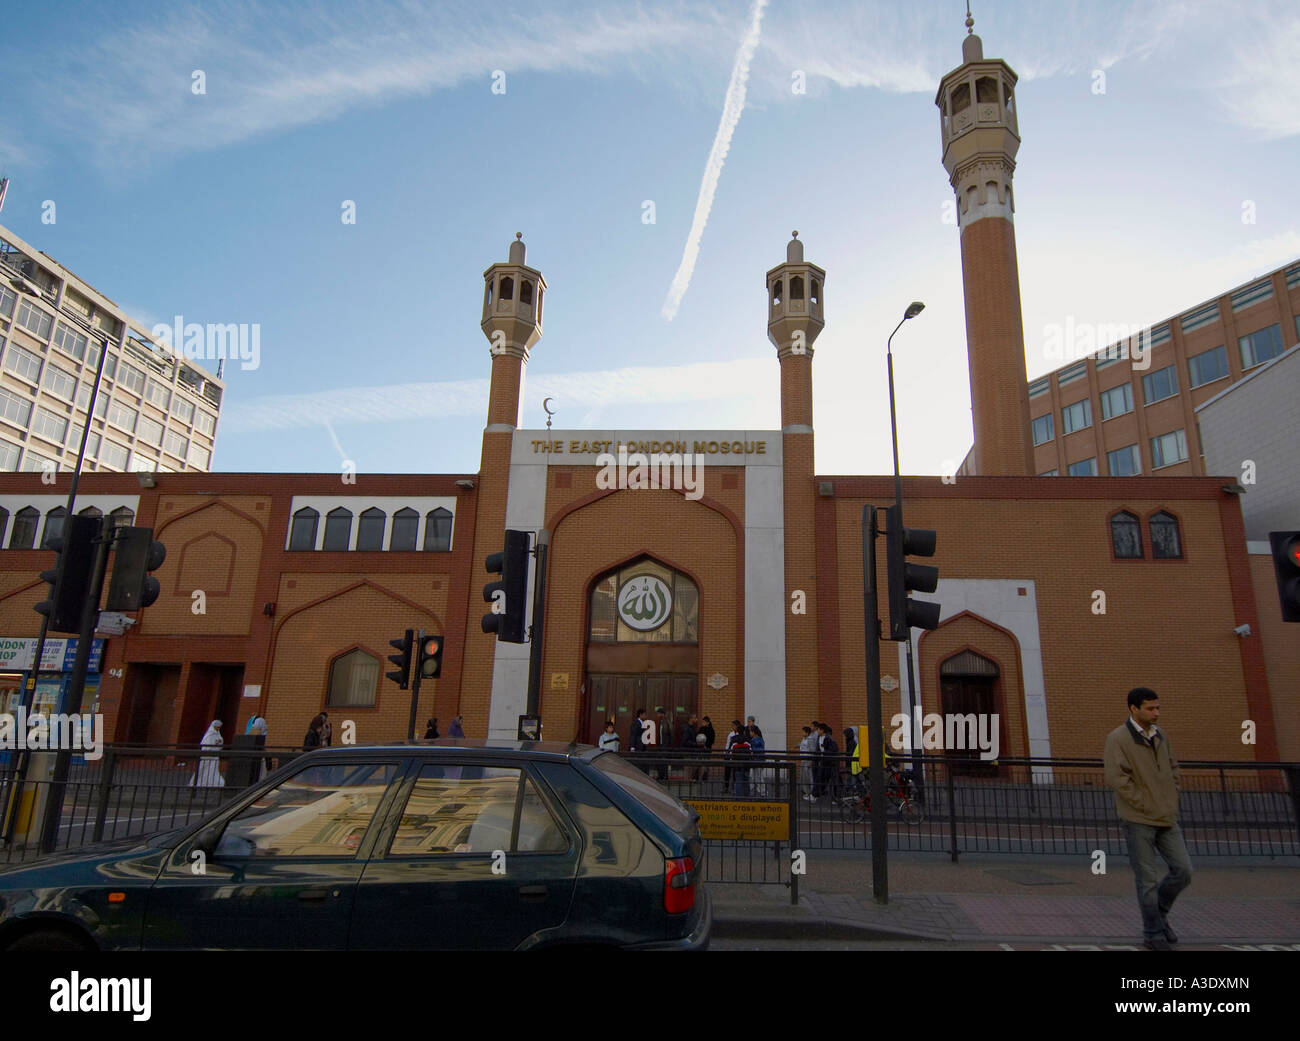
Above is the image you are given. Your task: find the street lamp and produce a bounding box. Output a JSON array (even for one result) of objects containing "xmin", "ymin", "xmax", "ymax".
[{"xmin": 885, "ymin": 302, "xmax": 925, "ymax": 796}]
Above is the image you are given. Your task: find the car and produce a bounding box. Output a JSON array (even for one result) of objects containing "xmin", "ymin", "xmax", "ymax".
[{"xmin": 0, "ymin": 739, "xmax": 710, "ymax": 951}]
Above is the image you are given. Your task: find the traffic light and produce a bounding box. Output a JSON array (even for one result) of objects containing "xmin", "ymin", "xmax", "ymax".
[
  {"xmin": 35, "ymin": 514, "xmax": 101, "ymax": 633},
  {"xmin": 481, "ymin": 529, "xmax": 530, "ymax": 643},
  {"xmin": 417, "ymin": 633, "xmax": 444, "ymax": 680},
  {"xmin": 1268, "ymin": 531, "xmax": 1300, "ymax": 623},
  {"xmin": 885, "ymin": 503, "xmax": 940, "ymax": 640},
  {"xmin": 386, "ymin": 629, "xmax": 414, "ymax": 689},
  {"xmin": 105, "ymin": 526, "xmax": 167, "ymax": 611}
]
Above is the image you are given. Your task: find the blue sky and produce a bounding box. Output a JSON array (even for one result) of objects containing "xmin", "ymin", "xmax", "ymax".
[{"xmin": 1, "ymin": 0, "xmax": 1296, "ymax": 477}]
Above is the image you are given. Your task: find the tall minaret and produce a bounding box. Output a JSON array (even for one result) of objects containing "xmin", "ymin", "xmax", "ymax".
[
  {"xmin": 937, "ymin": 9, "xmax": 1034, "ymax": 476},
  {"xmin": 767, "ymin": 232, "xmax": 824, "ymax": 749},
  {"xmin": 463, "ymin": 234, "xmax": 546, "ymax": 733}
]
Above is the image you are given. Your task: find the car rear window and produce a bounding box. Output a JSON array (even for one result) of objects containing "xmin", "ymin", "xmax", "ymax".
[{"xmin": 590, "ymin": 752, "xmax": 695, "ymax": 832}]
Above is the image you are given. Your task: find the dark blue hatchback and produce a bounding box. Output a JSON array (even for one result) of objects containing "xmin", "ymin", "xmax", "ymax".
[{"xmin": 0, "ymin": 740, "xmax": 710, "ymax": 951}]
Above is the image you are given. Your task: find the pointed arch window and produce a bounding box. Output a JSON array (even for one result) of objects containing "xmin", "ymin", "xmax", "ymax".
[
  {"xmin": 423, "ymin": 508, "xmax": 452, "ymax": 552},
  {"xmin": 771, "ymin": 280, "xmax": 783, "ymax": 307},
  {"xmin": 952, "ymin": 81, "xmax": 971, "ymax": 114},
  {"xmin": 1150, "ymin": 511, "xmax": 1182, "ymax": 559},
  {"xmin": 78, "ymin": 506, "xmax": 102, "ymax": 519},
  {"xmin": 323, "ymin": 507, "xmax": 353, "ymax": 551},
  {"xmin": 1110, "ymin": 511, "xmax": 1142, "ymax": 559},
  {"xmin": 499, "ymin": 276, "xmax": 514, "ymax": 301},
  {"xmin": 41, "ymin": 506, "xmax": 68, "ymax": 549},
  {"xmin": 976, "ymin": 76, "xmax": 998, "ymax": 104},
  {"xmin": 108, "ymin": 506, "xmax": 135, "ymax": 532},
  {"xmin": 289, "ymin": 507, "xmax": 320, "ymax": 551},
  {"xmin": 9, "ymin": 507, "xmax": 38, "ymax": 549},
  {"xmin": 390, "ymin": 508, "xmax": 419, "ymax": 551},
  {"xmin": 327, "ymin": 648, "xmax": 379, "ymax": 708},
  {"xmin": 0, "ymin": 507, "xmax": 8, "ymax": 545},
  {"xmin": 357, "ymin": 508, "xmax": 386, "ymax": 551},
  {"xmin": 810, "ymin": 279, "xmax": 820, "ymax": 306},
  {"xmin": 589, "ymin": 559, "xmax": 698, "ymax": 644},
  {"xmin": 520, "ymin": 280, "xmax": 533, "ymax": 306},
  {"xmin": 790, "ymin": 275, "xmax": 804, "ymax": 300}
]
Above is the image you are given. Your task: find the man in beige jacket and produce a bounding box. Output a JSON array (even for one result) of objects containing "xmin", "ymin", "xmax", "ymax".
[{"xmin": 1104, "ymin": 687, "xmax": 1193, "ymax": 950}]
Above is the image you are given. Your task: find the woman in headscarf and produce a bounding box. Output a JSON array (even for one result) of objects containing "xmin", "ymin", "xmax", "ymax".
[
  {"xmin": 303, "ymin": 713, "xmax": 325, "ymax": 750},
  {"xmin": 191, "ymin": 720, "xmax": 225, "ymax": 788},
  {"xmin": 424, "ymin": 717, "xmax": 440, "ymax": 740},
  {"xmin": 448, "ymin": 715, "xmax": 465, "ymax": 738}
]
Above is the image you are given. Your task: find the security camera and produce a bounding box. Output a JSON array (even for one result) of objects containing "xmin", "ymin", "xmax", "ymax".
[{"xmin": 1233, "ymin": 623, "xmax": 1251, "ymax": 637}]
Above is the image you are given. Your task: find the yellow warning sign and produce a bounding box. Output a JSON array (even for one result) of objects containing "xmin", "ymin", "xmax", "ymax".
[{"xmin": 684, "ymin": 799, "xmax": 788, "ymax": 841}]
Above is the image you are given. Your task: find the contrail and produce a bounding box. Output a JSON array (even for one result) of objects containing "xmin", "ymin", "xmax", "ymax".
[{"xmin": 661, "ymin": 0, "xmax": 768, "ymax": 321}]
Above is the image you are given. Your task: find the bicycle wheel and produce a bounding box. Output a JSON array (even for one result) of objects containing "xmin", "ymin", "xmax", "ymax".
[
  {"xmin": 840, "ymin": 795, "xmax": 868, "ymax": 825},
  {"xmin": 893, "ymin": 791, "xmax": 925, "ymax": 825}
]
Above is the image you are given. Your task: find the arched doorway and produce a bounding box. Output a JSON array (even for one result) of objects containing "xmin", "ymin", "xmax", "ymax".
[
  {"xmin": 582, "ymin": 558, "xmax": 699, "ymax": 746},
  {"xmin": 939, "ymin": 649, "xmax": 1002, "ymax": 777}
]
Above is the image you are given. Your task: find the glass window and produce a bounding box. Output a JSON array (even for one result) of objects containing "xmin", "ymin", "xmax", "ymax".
[
  {"xmin": 173, "ymin": 394, "xmax": 195, "ymax": 423},
  {"xmin": 589, "ymin": 559, "xmax": 698, "ymax": 644},
  {"xmin": 1062, "ymin": 398, "xmax": 1092, "ymax": 434},
  {"xmin": 0, "ymin": 507, "xmax": 7, "ymax": 544},
  {"xmin": 1107, "ymin": 444, "xmax": 1141, "ymax": 476},
  {"xmin": 99, "ymin": 440, "xmax": 129, "ymax": 469},
  {"xmin": 108, "ymin": 506, "xmax": 135, "ymax": 530},
  {"xmin": 93, "ymin": 393, "xmax": 109, "ymax": 420},
  {"xmin": 194, "ymin": 410, "xmax": 216, "ymax": 436},
  {"xmin": 15, "ymin": 300, "xmax": 53, "ymax": 339},
  {"xmin": 1067, "ymin": 458, "xmax": 1097, "ymax": 477},
  {"xmin": 1150, "ymin": 429, "xmax": 1188, "ymax": 469},
  {"xmin": 1038, "ymin": 469, "xmax": 1058, "ymax": 477},
  {"xmin": 187, "ymin": 442, "xmax": 211, "ymax": 469},
  {"xmin": 8, "ymin": 506, "xmax": 38, "ymax": 548},
  {"xmin": 388, "ymin": 766, "xmax": 567, "ymax": 856},
  {"xmin": 68, "ymin": 427, "xmax": 100, "ymax": 458},
  {"xmin": 0, "ymin": 386, "xmax": 33, "ymax": 427},
  {"xmin": 137, "ymin": 414, "xmax": 164, "ymax": 445},
  {"xmin": 130, "ymin": 453, "xmax": 157, "ymax": 472},
  {"xmin": 1239, "ymin": 324, "xmax": 1284, "ymax": 369},
  {"xmin": 102, "ymin": 353, "xmax": 117, "ymax": 381},
  {"xmin": 356, "ymin": 507, "xmax": 385, "ymax": 551},
  {"xmin": 41, "ymin": 507, "xmax": 68, "ymax": 549},
  {"xmin": 591, "ymin": 751, "xmax": 695, "ymax": 832},
  {"xmin": 214, "ymin": 761, "xmax": 399, "ymax": 859},
  {"xmin": 20, "ymin": 449, "xmax": 57, "ymax": 474},
  {"xmin": 144, "ymin": 380, "xmax": 171, "ymax": 409},
  {"xmin": 289, "ymin": 507, "xmax": 319, "ymax": 551},
  {"xmin": 1142, "ymin": 364, "xmax": 1178, "ymax": 404},
  {"xmin": 164, "ymin": 429, "xmax": 188, "ymax": 458},
  {"xmin": 327, "ymin": 648, "xmax": 378, "ymax": 707},
  {"xmin": 423, "ymin": 508, "xmax": 452, "ymax": 552},
  {"xmin": 323, "ymin": 507, "xmax": 352, "ymax": 551},
  {"xmin": 0, "ymin": 438, "xmax": 20, "ymax": 471},
  {"xmin": 52, "ymin": 322, "xmax": 89, "ymax": 362},
  {"xmin": 589, "ymin": 574, "xmax": 616, "ymax": 642},
  {"xmin": 1150, "ymin": 511, "xmax": 1182, "ymax": 559},
  {"xmin": 43, "ymin": 364, "xmax": 76, "ymax": 400},
  {"xmin": 77, "ymin": 506, "xmax": 102, "ymax": 519},
  {"xmin": 75, "ymin": 382, "xmax": 92, "ymax": 410},
  {"xmin": 117, "ymin": 362, "xmax": 145, "ymax": 394},
  {"xmin": 0, "ymin": 286, "xmax": 15, "ymax": 317},
  {"xmin": 1099, "ymin": 383, "xmax": 1133, "ymax": 420},
  {"xmin": 1031, "ymin": 413, "xmax": 1053, "ymax": 445},
  {"xmin": 3, "ymin": 342, "xmax": 43, "ymax": 382},
  {"xmin": 108, "ymin": 400, "xmax": 137, "ymax": 433},
  {"xmin": 390, "ymin": 508, "xmax": 418, "ymax": 551},
  {"xmin": 1111, "ymin": 512, "xmax": 1142, "ymax": 558},
  {"xmin": 1187, "ymin": 345, "xmax": 1229, "ymax": 388},
  {"xmin": 31, "ymin": 407, "xmax": 68, "ymax": 444}
]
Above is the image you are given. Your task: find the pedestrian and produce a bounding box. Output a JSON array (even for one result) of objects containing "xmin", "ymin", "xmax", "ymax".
[
  {"xmin": 448, "ymin": 715, "xmax": 465, "ymax": 738},
  {"xmin": 190, "ymin": 720, "xmax": 225, "ymax": 788},
  {"xmin": 303, "ymin": 713, "xmax": 325, "ymax": 750},
  {"xmin": 320, "ymin": 711, "xmax": 332, "ymax": 746},
  {"xmin": 819, "ymin": 724, "xmax": 840, "ymax": 799},
  {"xmin": 629, "ymin": 708, "xmax": 647, "ymax": 751},
  {"xmin": 799, "ymin": 725, "xmax": 818, "ymax": 801},
  {"xmin": 245, "ymin": 712, "xmax": 269, "ymax": 780},
  {"xmin": 680, "ymin": 715, "xmax": 699, "ymax": 783},
  {"xmin": 598, "ymin": 719, "xmax": 621, "ymax": 752},
  {"xmin": 729, "ymin": 724, "xmax": 752, "ymax": 796},
  {"xmin": 424, "ymin": 717, "xmax": 440, "ymax": 740},
  {"xmin": 844, "ymin": 727, "xmax": 862, "ymax": 795},
  {"xmin": 748, "ymin": 723, "xmax": 768, "ymax": 795},
  {"xmin": 699, "ymin": 715, "xmax": 716, "ymax": 786},
  {"xmin": 653, "ymin": 708, "xmax": 671, "ymax": 781},
  {"xmin": 1104, "ymin": 687, "xmax": 1192, "ymax": 951},
  {"xmin": 724, "ymin": 718, "xmax": 744, "ymax": 788}
]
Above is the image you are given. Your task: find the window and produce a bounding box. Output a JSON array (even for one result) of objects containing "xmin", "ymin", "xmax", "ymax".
[
  {"xmin": 144, "ymin": 380, "xmax": 171, "ymax": 409},
  {"xmin": 0, "ymin": 286, "xmax": 15, "ymax": 317},
  {"xmin": 215, "ymin": 761, "xmax": 399, "ymax": 859},
  {"xmin": 0, "ymin": 439, "xmax": 20, "ymax": 471},
  {"xmin": 423, "ymin": 507, "xmax": 452, "ymax": 551},
  {"xmin": 93, "ymin": 394, "xmax": 108, "ymax": 419},
  {"xmin": 68, "ymin": 427, "xmax": 100, "ymax": 457},
  {"xmin": 1028, "ymin": 377, "xmax": 1049, "ymax": 398},
  {"xmin": 1031, "ymin": 413, "xmax": 1054, "ymax": 446},
  {"xmin": 41, "ymin": 507, "xmax": 68, "ymax": 549},
  {"xmin": 117, "ymin": 362, "xmax": 145, "ymax": 394},
  {"xmin": 108, "ymin": 506, "xmax": 134, "ymax": 530},
  {"xmin": 3, "ymin": 342, "xmax": 43, "ymax": 382},
  {"xmin": 130, "ymin": 453, "xmax": 157, "ymax": 472},
  {"xmin": 327, "ymin": 648, "xmax": 379, "ymax": 707},
  {"xmin": 1067, "ymin": 458, "xmax": 1097, "ymax": 476},
  {"xmin": 173, "ymin": 394, "xmax": 195, "ymax": 423},
  {"xmin": 194, "ymin": 410, "xmax": 216, "ymax": 436},
  {"xmin": 137, "ymin": 414, "xmax": 164, "ymax": 445},
  {"xmin": 15, "ymin": 300, "xmax": 53, "ymax": 339},
  {"xmin": 1099, "ymin": 383, "xmax": 1133, "ymax": 420},
  {"xmin": 43, "ymin": 365, "xmax": 76, "ymax": 401},
  {"xmin": 75, "ymin": 382, "xmax": 92, "ymax": 410},
  {"xmin": 0, "ymin": 386, "xmax": 33, "ymax": 427},
  {"xmin": 1062, "ymin": 398, "xmax": 1092, "ymax": 434},
  {"xmin": 1111, "ymin": 512, "xmax": 1142, "ymax": 559},
  {"xmin": 589, "ymin": 559, "xmax": 699, "ymax": 643},
  {"xmin": 1187, "ymin": 345, "xmax": 1228, "ymax": 388},
  {"xmin": 0, "ymin": 507, "xmax": 7, "ymax": 543},
  {"xmin": 389, "ymin": 766, "xmax": 567, "ymax": 856},
  {"xmin": 1107, "ymin": 444, "xmax": 1141, "ymax": 476},
  {"xmin": 187, "ymin": 442, "xmax": 210, "ymax": 468},
  {"xmin": 1038, "ymin": 469, "xmax": 1058, "ymax": 477},
  {"xmin": 8, "ymin": 507, "xmax": 38, "ymax": 548},
  {"xmin": 52, "ymin": 322, "xmax": 89, "ymax": 362},
  {"xmin": 1239, "ymin": 324, "xmax": 1284, "ymax": 368},
  {"xmin": 1058, "ymin": 361, "xmax": 1087, "ymax": 386},
  {"xmin": 357, "ymin": 508, "xmax": 386, "ymax": 551},
  {"xmin": 1150, "ymin": 511, "xmax": 1182, "ymax": 559},
  {"xmin": 390, "ymin": 508, "xmax": 418, "ymax": 551},
  {"xmin": 323, "ymin": 508, "xmax": 352, "ymax": 551},
  {"xmin": 31, "ymin": 407, "xmax": 68, "ymax": 444},
  {"xmin": 289, "ymin": 507, "xmax": 319, "ymax": 551},
  {"xmin": 20, "ymin": 449, "xmax": 57, "ymax": 474},
  {"xmin": 164, "ymin": 429, "xmax": 188, "ymax": 458},
  {"xmin": 1150, "ymin": 429, "xmax": 1188, "ymax": 469},
  {"xmin": 102, "ymin": 353, "xmax": 117, "ymax": 381},
  {"xmin": 108, "ymin": 400, "xmax": 137, "ymax": 433},
  {"xmin": 99, "ymin": 440, "xmax": 129, "ymax": 469},
  {"xmin": 1142, "ymin": 364, "xmax": 1178, "ymax": 404}
]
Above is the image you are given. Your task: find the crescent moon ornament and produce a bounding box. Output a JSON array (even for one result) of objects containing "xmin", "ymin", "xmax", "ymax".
[{"xmin": 542, "ymin": 397, "xmax": 555, "ymax": 431}]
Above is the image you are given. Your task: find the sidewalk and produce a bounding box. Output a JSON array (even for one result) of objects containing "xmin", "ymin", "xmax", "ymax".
[{"xmin": 709, "ymin": 850, "xmax": 1300, "ymax": 946}]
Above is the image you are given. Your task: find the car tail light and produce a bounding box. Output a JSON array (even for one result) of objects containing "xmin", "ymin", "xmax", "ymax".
[{"xmin": 664, "ymin": 856, "xmax": 695, "ymax": 914}]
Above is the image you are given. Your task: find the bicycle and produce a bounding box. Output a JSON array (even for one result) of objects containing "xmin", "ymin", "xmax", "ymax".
[{"xmin": 838, "ymin": 764, "xmax": 926, "ymax": 825}]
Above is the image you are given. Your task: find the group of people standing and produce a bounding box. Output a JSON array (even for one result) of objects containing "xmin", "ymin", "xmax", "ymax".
[{"xmin": 799, "ymin": 721, "xmax": 860, "ymax": 801}]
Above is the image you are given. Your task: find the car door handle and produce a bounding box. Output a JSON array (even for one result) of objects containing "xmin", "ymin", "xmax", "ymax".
[
  {"xmin": 298, "ymin": 888, "xmax": 333, "ymax": 902},
  {"xmin": 518, "ymin": 885, "xmax": 548, "ymax": 901}
]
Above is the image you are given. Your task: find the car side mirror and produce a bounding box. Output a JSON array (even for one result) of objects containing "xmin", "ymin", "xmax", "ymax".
[{"xmin": 192, "ymin": 821, "xmax": 224, "ymax": 859}]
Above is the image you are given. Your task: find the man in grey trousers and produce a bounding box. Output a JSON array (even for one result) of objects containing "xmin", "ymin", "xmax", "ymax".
[{"xmin": 1104, "ymin": 687, "xmax": 1193, "ymax": 950}]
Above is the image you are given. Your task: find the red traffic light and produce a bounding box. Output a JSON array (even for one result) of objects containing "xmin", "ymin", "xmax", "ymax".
[{"xmin": 418, "ymin": 634, "xmax": 444, "ymax": 679}]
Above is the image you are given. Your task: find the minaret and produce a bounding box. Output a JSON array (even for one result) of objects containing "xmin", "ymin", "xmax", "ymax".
[
  {"xmin": 936, "ymin": 9, "xmax": 1034, "ymax": 475},
  {"xmin": 463, "ymin": 234, "xmax": 546, "ymax": 734},
  {"xmin": 767, "ymin": 232, "xmax": 824, "ymax": 748}
]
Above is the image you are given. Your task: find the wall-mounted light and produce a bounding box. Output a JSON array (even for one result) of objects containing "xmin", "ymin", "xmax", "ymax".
[
  {"xmin": 137, "ymin": 473, "xmax": 157, "ymax": 489},
  {"xmin": 455, "ymin": 479, "xmax": 476, "ymax": 490},
  {"xmin": 263, "ymin": 602, "xmax": 276, "ymax": 617}
]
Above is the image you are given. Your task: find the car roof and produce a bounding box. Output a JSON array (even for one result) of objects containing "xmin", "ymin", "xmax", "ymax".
[{"xmin": 302, "ymin": 738, "xmax": 603, "ymax": 764}]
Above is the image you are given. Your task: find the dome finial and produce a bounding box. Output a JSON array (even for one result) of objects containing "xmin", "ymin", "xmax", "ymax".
[
  {"xmin": 965, "ymin": 1, "xmax": 974, "ymax": 34},
  {"xmin": 792, "ymin": 230, "xmax": 798, "ymax": 238},
  {"xmin": 516, "ymin": 232, "xmax": 522, "ymax": 239}
]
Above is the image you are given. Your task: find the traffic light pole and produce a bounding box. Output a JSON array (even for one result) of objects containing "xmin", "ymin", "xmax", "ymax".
[
  {"xmin": 525, "ymin": 529, "xmax": 549, "ymax": 719},
  {"xmin": 406, "ymin": 628, "xmax": 426, "ymax": 742},
  {"xmin": 39, "ymin": 519, "xmax": 114, "ymax": 853},
  {"xmin": 862, "ymin": 505, "xmax": 888, "ymax": 904}
]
